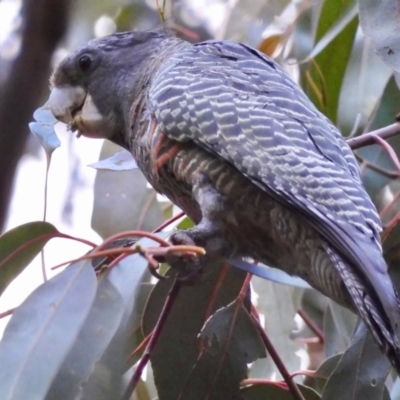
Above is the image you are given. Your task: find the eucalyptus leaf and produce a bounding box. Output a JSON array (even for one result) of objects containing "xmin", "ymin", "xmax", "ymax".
[
  {"xmin": 142, "ymin": 265, "xmax": 251, "ymax": 400},
  {"xmin": 322, "ymin": 324, "xmax": 391, "ymax": 400},
  {"xmin": 359, "ymin": 0, "xmax": 400, "ymax": 73},
  {"xmin": 0, "ymin": 260, "xmax": 97, "ymax": 400},
  {"xmin": 0, "ymin": 221, "xmax": 59, "ymax": 297},
  {"xmin": 242, "ymin": 383, "xmax": 321, "ymax": 400},
  {"xmin": 45, "ymin": 275, "xmax": 125, "ymax": 400},
  {"xmin": 83, "ymin": 236, "xmax": 159, "ymax": 399},
  {"xmin": 88, "ymin": 149, "xmax": 138, "ymax": 171}
]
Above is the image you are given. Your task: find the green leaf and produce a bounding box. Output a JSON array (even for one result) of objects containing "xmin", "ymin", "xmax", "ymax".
[
  {"xmin": 142, "ymin": 265, "xmax": 251, "ymax": 400},
  {"xmin": 0, "ymin": 221, "xmax": 59, "ymax": 296},
  {"xmin": 176, "ymin": 216, "xmax": 194, "ymax": 230},
  {"xmin": 91, "ymin": 141, "xmax": 164, "ymax": 238},
  {"xmin": 241, "ymin": 383, "xmax": 321, "ymax": 400},
  {"xmin": 0, "ymin": 259, "xmax": 97, "ymax": 400},
  {"xmin": 231, "ymin": 258, "xmax": 311, "ymax": 288},
  {"xmin": 323, "ymin": 300, "xmax": 356, "ymax": 358},
  {"xmin": 45, "ymin": 275, "xmax": 125, "ymax": 400},
  {"xmin": 306, "ymin": 2, "xmax": 358, "ymax": 61},
  {"xmin": 359, "ymin": 0, "xmax": 400, "ymax": 73},
  {"xmin": 304, "ymin": 0, "xmax": 358, "ymax": 123},
  {"xmin": 322, "ymin": 324, "xmax": 391, "ymax": 400},
  {"xmin": 311, "ymin": 354, "xmax": 342, "ymax": 394},
  {"xmin": 200, "ymin": 300, "xmax": 266, "ymax": 379},
  {"xmin": 82, "ymin": 236, "xmax": 158, "ymax": 399},
  {"xmin": 249, "ymin": 277, "xmax": 302, "ymax": 379}
]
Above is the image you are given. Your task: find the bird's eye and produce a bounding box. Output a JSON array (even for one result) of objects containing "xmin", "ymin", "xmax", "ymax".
[{"xmin": 78, "ymin": 55, "xmax": 92, "ymax": 72}]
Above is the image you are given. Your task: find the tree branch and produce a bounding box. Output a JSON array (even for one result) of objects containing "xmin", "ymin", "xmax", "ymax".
[
  {"xmin": 251, "ymin": 314, "xmax": 305, "ymax": 400},
  {"xmin": 0, "ymin": 0, "xmax": 72, "ymax": 231},
  {"xmin": 122, "ymin": 277, "xmax": 182, "ymax": 400},
  {"xmin": 347, "ymin": 123, "xmax": 400, "ymax": 150}
]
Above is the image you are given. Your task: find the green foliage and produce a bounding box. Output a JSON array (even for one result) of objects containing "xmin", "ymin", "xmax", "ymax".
[
  {"xmin": 3, "ymin": 0, "xmax": 400, "ymax": 399},
  {"xmin": 304, "ymin": 0, "xmax": 358, "ymax": 123},
  {"xmin": 0, "ymin": 221, "xmax": 59, "ymax": 296}
]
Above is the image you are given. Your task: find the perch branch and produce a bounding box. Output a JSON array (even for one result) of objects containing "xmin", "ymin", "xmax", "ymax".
[
  {"xmin": 251, "ymin": 314, "xmax": 305, "ymax": 400},
  {"xmin": 347, "ymin": 123, "xmax": 400, "ymax": 150}
]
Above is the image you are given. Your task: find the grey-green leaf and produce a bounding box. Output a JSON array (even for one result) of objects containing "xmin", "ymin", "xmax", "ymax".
[
  {"xmin": 322, "ymin": 324, "xmax": 391, "ymax": 400},
  {"xmin": 88, "ymin": 149, "xmax": 138, "ymax": 171},
  {"xmin": 0, "ymin": 221, "xmax": 59, "ymax": 297},
  {"xmin": 45, "ymin": 275, "xmax": 125, "ymax": 400},
  {"xmin": 0, "ymin": 260, "xmax": 97, "ymax": 400},
  {"xmin": 359, "ymin": 0, "xmax": 400, "ymax": 73}
]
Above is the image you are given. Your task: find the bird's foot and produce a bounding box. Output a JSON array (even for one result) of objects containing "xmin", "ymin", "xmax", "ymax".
[{"xmin": 161, "ymin": 223, "xmax": 234, "ymax": 283}]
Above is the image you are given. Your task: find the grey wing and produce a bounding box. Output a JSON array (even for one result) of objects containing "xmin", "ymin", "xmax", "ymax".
[{"xmin": 149, "ymin": 40, "xmax": 398, "ymax": 326}]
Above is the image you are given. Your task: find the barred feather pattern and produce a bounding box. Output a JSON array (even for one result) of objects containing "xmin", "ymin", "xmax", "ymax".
[
  {"xmin": 50, "ymin": 29, "xmax": 400, "ymax": 372},
  {"xmin": 141, "ymin": 39, "xmax": 400, "ymax": 369}
]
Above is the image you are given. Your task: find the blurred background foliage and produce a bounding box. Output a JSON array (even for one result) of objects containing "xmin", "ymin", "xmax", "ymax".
[{"xmin": 1, "ymin": 0, "xmax": 400, "ymax": 399}]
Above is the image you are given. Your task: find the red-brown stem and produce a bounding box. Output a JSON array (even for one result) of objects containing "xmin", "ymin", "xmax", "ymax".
[
  {"xmin": 203, "ymin": 265, "xmax": 230, "ymax": 323},
  {"xmin": 347, "ymin": 122, "xmax": 400, "ymax": 150},
  {"xmin": 0, "ymin": 233, "xmax": 56, "ymax": 271},
  {"xmin": 56, "ymin": 232, "xmax": 97, "ymax": 248},
  {"xmin": 0, "ymin": 307, "xmax": 15, "ymax": 319},
  {"xmin": 122, "ymin": 277, "xmax": 182, "ymax": 400},
  {"xmin": 51, "ymin": 247, "xmax": 138, "ymax": 270},
  {"xmin": 153, "ymin": 211, "xmax": 186, "ymax": 233},
  {"xmin": 251, "ymin": 314, "xmax": 305, "ymax": 400},
  {"xmin": 371, "ymin": 134, "xmax": 400, "ymax": 173},
  {"xmin": 297, "ymin": 308, "xmax": 324, "ymax": 344},
  {"xmin": 125, "ymin": 331, "xmax": 153, "ymax": 365},
  {"xmin": 241, "ymin": 378, "xmax": 288, "ymax": 390},
  {"xmin": 0, "ymin": 231, "xmax": 97, "ymax": 273},
  {"xmin": 98, "ymin": 231, "xmax": 170, "ymax": 251},
  {"xmin": 237, "ymin": 273, "xmax": 252, "ymax": 303},
  {"xmin": 199, "ymin": 264, "xmax": 230, "ymax": 354},
  {"xmin": 355, "ymin": 153, "xmax": 400, "ymax": 178},
  {"xmin": 289, "ymin": 370, "xmax": 318, "ymax": 379}
]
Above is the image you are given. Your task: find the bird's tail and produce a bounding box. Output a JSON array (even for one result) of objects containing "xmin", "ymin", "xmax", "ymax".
[{"xmin": 325, "ymin": 245, "xmax": 400, "ymax": 374}]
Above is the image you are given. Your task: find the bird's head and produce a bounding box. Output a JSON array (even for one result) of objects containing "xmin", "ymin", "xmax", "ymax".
[{"xmin": 48, "ymin": 29, "xmax": 180, "ymax": 144}]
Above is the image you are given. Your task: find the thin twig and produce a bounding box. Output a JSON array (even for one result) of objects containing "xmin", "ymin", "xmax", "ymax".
[
  {"xmin": 0, "ymin": 307, "xmax": 15, "ymax": 319},
  {"xmin": 251, "ymin": 314, "xmax": 305, "ymax": 400},
  {"xmin": 347, "ymin": 122, "xmax": 400, "ymax": 150},
  {"xmin": 370, "ymin": 134, "xmax": 400, "ymax": 173},
  {"xmin": 153, "ymin": 211, "xmax": 185, "ymax": 233},
  {"xmin": 126, "ymin": 331, "xmax": 153, "ymax": 365},
  {"xmin": 241, "ymin": 378, "xmax": 288, "ymax": 390},
  {"xmin": 122, "ymin": 277, "xmax": 182, "ymax": 400},
  {"xmin": 354, "ymin": 153, "xmax": 400, "ymax": 179},
  {"xmin": 297, "ymin": 308, "xmax": 324, "ymax": 344}
]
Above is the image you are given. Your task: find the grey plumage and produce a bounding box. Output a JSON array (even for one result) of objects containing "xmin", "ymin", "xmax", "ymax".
[{"xmin": 48, "ymin": 29, "xmax": 400, "ymax": 372}]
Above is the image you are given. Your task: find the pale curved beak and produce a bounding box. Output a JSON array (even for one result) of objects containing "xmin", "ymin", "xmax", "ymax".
[{"xmin": 47, "ymin": 85, "xmax": 86, "ymax": 124}]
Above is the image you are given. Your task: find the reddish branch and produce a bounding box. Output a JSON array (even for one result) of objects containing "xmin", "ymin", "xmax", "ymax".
[
  {"xmin": 297, "ymin": 308, "xmax": 324, "ymax": 344},
  {"xmin": 122, "ymin": 277, "xmax": 182, "ymax": 400},
  {"xmin": 347, "ymin": 122, "xmax": 400, "ymax": 150},
  {"xmin": 251, "ymin": 314, "xmax": 305, "ymax": 400},
  {"xmin": 0, "ymin": 307, "xmax": 15, "ymax": 319}
]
